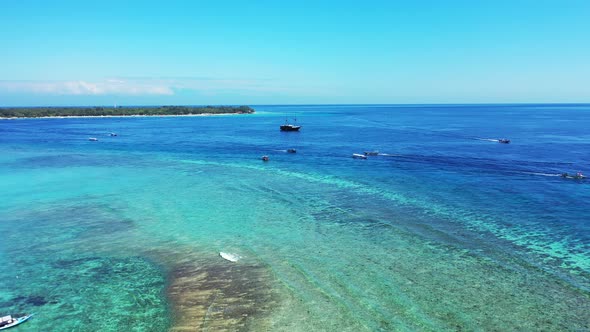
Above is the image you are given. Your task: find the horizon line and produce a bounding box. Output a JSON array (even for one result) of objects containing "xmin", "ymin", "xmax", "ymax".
[{"xmin": 1, "ymin": 102, "xmax": 589, "ymax": 108}]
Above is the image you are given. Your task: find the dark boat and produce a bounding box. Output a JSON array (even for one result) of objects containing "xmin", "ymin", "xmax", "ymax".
[
  {"xmin": 561, "ymin": 172, "xmax": 586, "ymax": 180},
  {"xmin": 287, "ymin": 148, "xmax": 297, "ymax": 153},
  {"xmin": 261, "ymin": 156, "xmax": 269, "ymax": 162},
  {"xmin": 498, "ymin": 139, "xmax": 510, "ymax": 144},
  {"xmin": 280, "ymin": 124, "xmax": 301, "ymax": 131},
  {"xmin": 280, "ymin": 118, "xmax": 301, "ymax": 131}
]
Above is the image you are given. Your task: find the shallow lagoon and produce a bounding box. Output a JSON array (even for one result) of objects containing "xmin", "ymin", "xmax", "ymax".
[{"xmin": 1, "ymin": 104, "xmax": 589, "ymax": 331}]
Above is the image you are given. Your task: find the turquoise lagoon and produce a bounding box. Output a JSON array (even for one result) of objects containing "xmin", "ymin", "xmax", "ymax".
[{"xmin": 0, "ymin": 104, "xmax": 589, "ymax": 331}]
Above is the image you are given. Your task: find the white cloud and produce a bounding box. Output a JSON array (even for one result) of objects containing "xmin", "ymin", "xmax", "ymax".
[
  {"xmin": 0, "ymin": 79, "xmax": 174, "ymax": 96},
  {"xmin": 0, "ymin": 77, "xmax": 297, "ymax": 96}
]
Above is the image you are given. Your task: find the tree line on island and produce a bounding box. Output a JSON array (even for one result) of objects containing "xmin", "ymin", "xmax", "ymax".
[{"xmin": 0, "ymin": 105, "xmax": 255, "ymax": 118}]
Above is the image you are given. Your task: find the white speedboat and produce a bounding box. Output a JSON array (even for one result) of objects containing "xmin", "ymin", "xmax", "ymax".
[
  {"xmin": 0, "ymin": 314, "xmax": 34, "ymax": 330},
  {"xmin": 352, "ymin": 153, "xmax": 367, "ymax": 159},
  {"xmin": 561, "ymin": 172, "xmax": 586, "ymax": 180}
]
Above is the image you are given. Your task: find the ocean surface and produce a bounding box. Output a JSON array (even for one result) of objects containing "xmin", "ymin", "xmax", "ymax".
[{"xmin": 1, "ymin": 104, "xmax": 589, "ymax": 331}]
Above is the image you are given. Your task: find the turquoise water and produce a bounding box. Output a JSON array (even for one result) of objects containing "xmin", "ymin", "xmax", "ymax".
[{"xmin": 1, "ymin": 105, "xmax": 589, "ymax": 331}]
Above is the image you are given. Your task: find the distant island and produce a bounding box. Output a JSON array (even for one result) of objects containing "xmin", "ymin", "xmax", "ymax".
[{"xmin": 0, "ymin": 105, "xmax": 255, "ymax": 118}]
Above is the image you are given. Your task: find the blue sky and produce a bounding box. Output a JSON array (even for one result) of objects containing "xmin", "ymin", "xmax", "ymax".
[{"xmin": 0, "ymin": 0, "xmax": 589, "ymax": 106}]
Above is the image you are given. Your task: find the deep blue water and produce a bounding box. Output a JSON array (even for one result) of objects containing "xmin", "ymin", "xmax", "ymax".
[{"xmin": 1, "ymin": 104, "xmax": 589, "ymax": 331}]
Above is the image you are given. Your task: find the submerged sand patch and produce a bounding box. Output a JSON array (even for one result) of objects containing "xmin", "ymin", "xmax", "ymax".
[
  {"xmin": 168, "ymin": 259, "xmax": 278, "ymax": 331},
  {"xmin": 140, "ymin": 249, "xmax": 279, "ymax": 331}
]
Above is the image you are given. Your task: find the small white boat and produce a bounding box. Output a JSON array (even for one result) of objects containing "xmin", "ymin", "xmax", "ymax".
[
  {"xmin": 220, "ymin": 252, "xmax": 241, "ymax": 262},
  {"xmin": 561, "ymin": 172, "xmax": 586, "ymax": 180},
  {"xmin": 0, "ymin": 314, "xmax": 34, "ymax": 330},
  {"xmin": 88, "ymin": 137, "xmax": 98, "ymax": 141},
  {"xmin": 352, "ymin": 153, "xmax": 367, "ymax": 159}
]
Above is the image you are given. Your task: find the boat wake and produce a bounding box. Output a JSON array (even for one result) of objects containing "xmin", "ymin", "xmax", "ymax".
[
  {"xmin": 355, "ymin": 153, "xmax": 581, "ymax": 179},
  {"xmin": 474, "ymin": 138, "xmax": 500, "ymax": 142},
  {"xmin": 518, "ymin": 171, "xmax": 562, "ymax": 177}
]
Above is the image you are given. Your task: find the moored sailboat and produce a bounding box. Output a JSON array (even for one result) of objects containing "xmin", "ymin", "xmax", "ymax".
[{"xmin": 280, "ymin": 117, "xmax": 301, "ymax": 131}]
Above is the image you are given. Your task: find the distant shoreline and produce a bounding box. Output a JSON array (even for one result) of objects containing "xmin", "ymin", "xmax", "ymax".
[
  {"xmin": 0, "ymin": 112, "xmax": 248, "ymax": 120},
  {"xmin": 0, "ymin": 105, "xmax": 255, "ymax": 119}
]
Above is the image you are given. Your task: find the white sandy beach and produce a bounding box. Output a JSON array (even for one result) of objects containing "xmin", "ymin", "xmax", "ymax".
[{"xmin": 0, "ymin": 112, "xmax": 249, "ymax": 120}]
